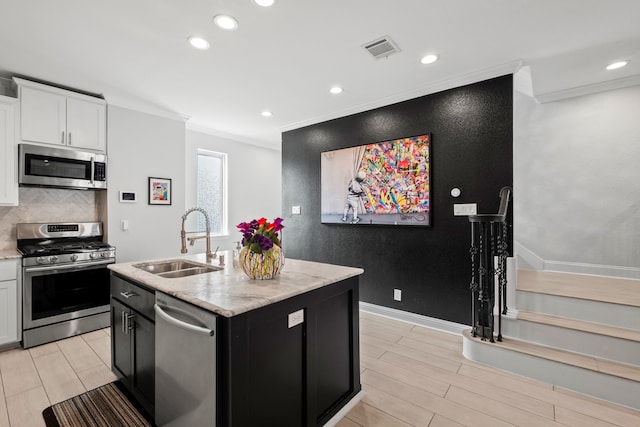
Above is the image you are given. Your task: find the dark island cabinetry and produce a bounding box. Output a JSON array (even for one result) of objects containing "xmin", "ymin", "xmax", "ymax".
[
  {"xmin": 109, "ymin": 261, "xmax": 361, "ymax": 427},
  {"xmin": 110, "ymin": 274, "xmax": 155, "ymax": 416},
  {"xmin": 221, "ymin": 276, "xmax": 360, "ymax": 427}
]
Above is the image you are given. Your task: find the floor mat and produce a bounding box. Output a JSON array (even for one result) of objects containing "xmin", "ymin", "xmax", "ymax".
[{"xmin": 42, "ymin": 382, "xmax": 154, "ymax": 427}]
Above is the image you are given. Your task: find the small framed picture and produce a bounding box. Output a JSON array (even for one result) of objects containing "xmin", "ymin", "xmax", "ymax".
[{"xmin": 148, "ymin": 177, "xmax": 172, "ymax": 205}]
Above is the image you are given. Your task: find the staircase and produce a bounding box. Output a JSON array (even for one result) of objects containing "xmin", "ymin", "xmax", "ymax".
[{"xmin": 462, "ymin": 269, "xmax": 640, "ymax": 410}]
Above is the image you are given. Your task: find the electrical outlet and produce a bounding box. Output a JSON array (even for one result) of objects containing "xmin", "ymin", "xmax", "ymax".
[
  {"xmin": 393, "ymin": 288, "xmax": 402, "ymax": 301},
  {"xmin": 453, "ymin": 203, "xmax": 477, "ymax": 216},
  {"xmin": 292, "ymin": 205, "xmax": 301, "ymax": 215},
  {"xmin": 288, "ymin": 309, "xmax": 304, "ymax": 328}
]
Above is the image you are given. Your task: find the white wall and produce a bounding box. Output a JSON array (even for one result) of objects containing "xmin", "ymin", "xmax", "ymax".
[
  {"xmin": 106, "ymin": 105, "xmax": 186, "ymax": 262},
  {"xmin": 185, "ymin": 129, "xmax": 282, "ymax": 253},
  {"xmin": 514, "ymin": 83, "xmax": 640, "ymax": 272}
]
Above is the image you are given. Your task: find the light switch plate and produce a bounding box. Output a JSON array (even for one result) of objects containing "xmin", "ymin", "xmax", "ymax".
[
  {"xmin": 288, "ymin": 309, "xmax": 304, "ymax": 328},
  {"xmin": 454, "ymin": 203, "xmax": 477, "ymax": 216},
  {"xmin": 292, "ymin": 205, "xmax": 301, "ymax": 215}
]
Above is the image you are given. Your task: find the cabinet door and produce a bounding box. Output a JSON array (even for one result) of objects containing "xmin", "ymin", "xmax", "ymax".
[
  {"xmin": 66, "ymin": 97, "xmax": 106, "ymax": 151},
  {"xmin": 0, "ymin": 99, "xmax": 18, "ymax": 205},
  {"xmin": 0, "ymin": 280, "xmax": 18, "ymax": 345},
  {"xmin": 132, "ymin": 312, "xmax": 155, "ymax": 414},
  {"xmin": 111, "ymin": 298, "xmax": 132, "ymax": 383},
  {"xmin": 315, "ymin": 290, "xmax": 355, "ymax": 421},
  {"xmin": 20, "ymin": 86, "xmax": 66, "ymax": 146}
]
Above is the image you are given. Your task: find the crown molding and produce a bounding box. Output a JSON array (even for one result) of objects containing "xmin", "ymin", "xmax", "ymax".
[
  {"xmin": 535, "ymin": 74, "xmax": 640, "ymax": 104},
  {"xmin": 105, "ymin": 95, "xmax": 190, "ymax": 122},
  {"xmin": 280, "ymin": 59, "xmax": 524, "ymax": 133}
]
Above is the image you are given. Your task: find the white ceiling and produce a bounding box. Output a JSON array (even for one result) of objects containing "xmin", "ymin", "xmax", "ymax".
[{"xmin": 1, "ymin": 0, "xmax": 639, "ymax": 150}]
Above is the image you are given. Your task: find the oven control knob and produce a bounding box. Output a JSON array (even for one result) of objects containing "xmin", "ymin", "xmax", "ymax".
[
  {"xmin": 49, "ymin": 255, "xmax": 58, "ymax": 263},
  {"xmin": 37, "ymin": 256, "xmax": 47, "ymax": 264},
  {"xmin": 70, "ymin": 254, "xmax": 79, "ymax": 262},
  {"xmin": 90, "ymin": 252, "xmax": 97, "ymax": 259},
  {"xmin": 101, "ymin": 251, "xmax": 108, "ymax": 258}
]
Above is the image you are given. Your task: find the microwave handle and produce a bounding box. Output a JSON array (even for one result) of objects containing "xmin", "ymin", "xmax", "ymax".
[{"xmin": 90, "ymin": 157, "xmax": 95, "ymax": 185}]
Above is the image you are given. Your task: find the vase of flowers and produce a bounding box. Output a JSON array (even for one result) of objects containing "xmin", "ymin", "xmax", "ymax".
[{"xmin": 236, "ymin": 217, "xmax": 285, "ymax": 280}]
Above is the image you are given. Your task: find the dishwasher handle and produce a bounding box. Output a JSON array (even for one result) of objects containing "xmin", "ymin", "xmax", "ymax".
[{"xmin": 154, "ymin": 303, "xmax": 214, "ymax": 336}]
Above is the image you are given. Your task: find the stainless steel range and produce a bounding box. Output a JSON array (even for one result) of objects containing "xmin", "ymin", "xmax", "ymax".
[{"xmin": 17, "ymin": 222, "xmax": 115, "ymax": 348}]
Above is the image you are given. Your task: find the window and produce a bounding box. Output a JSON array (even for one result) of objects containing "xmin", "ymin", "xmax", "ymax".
[{"xmin": 196, "ymin": 149, "xmax": 227, "ymax": 235}]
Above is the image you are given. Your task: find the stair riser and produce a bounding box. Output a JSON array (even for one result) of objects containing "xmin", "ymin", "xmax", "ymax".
[
  {"xmin": 463, "ymin": 334, "xmax": 640, "ymax": 411},
  {"xmin": 516, "ymin": 290, "xmax": 640, "ymax": 330},
  {"xmin": 501, "ymin": 317, "xmax": 640, "ymax": 366}
]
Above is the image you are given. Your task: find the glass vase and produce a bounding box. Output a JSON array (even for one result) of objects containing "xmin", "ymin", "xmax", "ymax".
[{"xmin": 239, "ymin": 245, "xmax": 285, "ymax": 280}]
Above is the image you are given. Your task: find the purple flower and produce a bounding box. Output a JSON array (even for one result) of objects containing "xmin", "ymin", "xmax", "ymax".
[{"xmin": 238, "ymin": 217, "xmax": 284, "ymax": 254}]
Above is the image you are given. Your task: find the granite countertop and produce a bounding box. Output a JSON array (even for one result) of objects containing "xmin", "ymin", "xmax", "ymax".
[
  {"xmin": 108, "ymin": 251, "xmax": 364, "ymax": 317},
  {"xmin": 0, "ymin": 250, "xmax": 21, "ymax": 260}
]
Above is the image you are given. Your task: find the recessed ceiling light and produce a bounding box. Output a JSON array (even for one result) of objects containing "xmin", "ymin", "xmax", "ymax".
[
  {"xmin": 213, "ymin": 14, "xmax": 238, "ymax": 31},
  {"xmin": 330, "ymin": 86, "xmax": 343, "ymax": 94},
  {"xmin": 606, "ymin": 60, "xmax": 629, "ymax": 70},
  {"xmin": 261, "ymin": 111, "xmax": 273, "ymax": 117},
  {"xmin": 188, "ymin": 36, "xmax": 210, "ymax": 50},
  {"xmin": 253, "ymin": 0, "xmax": 276, "ymax": 6},
  {"xmin": 420, "ymin": 54, "xmax": 439, "ymax": 65}
]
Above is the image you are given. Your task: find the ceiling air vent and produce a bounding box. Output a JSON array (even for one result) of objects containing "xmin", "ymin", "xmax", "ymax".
[{"xmin": 362, "ymin": 36, "xmax": 401, "ymax": 59}]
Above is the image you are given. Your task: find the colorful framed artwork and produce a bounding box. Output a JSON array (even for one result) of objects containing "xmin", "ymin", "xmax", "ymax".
[
  {"xmin": 321, "ymin": 133, "xmax": 431, "ymax": 226},
  {"xmin": 148, "ymin": 177, "xmax": 172, "ymax": 205}
]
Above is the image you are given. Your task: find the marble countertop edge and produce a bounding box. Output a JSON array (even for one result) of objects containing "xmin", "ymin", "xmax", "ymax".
[
  {"xmin": 0, "ymin": 250, "xmax": 21, "ymax": 260},
  {"xmin": 108, "ymin": 252, "xmax": 364, "ymax": 317}
]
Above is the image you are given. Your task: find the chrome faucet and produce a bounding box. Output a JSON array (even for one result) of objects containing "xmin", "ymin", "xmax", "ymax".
[{"xmin": 180, "ymin": 207, "xmax": 216, "ymax": 263}]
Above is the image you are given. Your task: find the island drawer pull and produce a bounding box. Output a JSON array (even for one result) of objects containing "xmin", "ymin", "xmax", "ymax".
[
  {"xmin": 120, "ymin": 291, "xmax": 137, "ymax": 299},
  {"xmin": 154, "ymin": 304, "xmax": 214, "ymax": 336}
]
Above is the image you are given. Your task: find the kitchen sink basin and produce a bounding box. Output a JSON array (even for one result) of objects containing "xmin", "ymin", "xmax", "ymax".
[
  {"xmin": 157, "ymin": 266, "xmax": 221, "ymax": 278},
  {"xmin": 133, "ymin": 260, "xmax": 222, "ymax": 278}
]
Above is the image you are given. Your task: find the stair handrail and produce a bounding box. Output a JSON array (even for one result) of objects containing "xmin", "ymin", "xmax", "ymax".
[
  {"xmin": 468, "ymin": 186, "xmax": 511, "ymax": 223},
  {"xmin": 467, "ymin": 186, "xmax": 512, "ymax": 343}
]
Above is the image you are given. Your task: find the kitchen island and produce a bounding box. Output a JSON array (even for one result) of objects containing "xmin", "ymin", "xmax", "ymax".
[{"xmin": 108, "ymin": 252, "xmax": 363, "ymax": 427}]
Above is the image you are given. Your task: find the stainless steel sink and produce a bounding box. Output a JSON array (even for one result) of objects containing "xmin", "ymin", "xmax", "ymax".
[
  {"xmin": 133, "ymin": 260, "xmax": 222, "ymax": 278},
  {"xmin": 157, "ymin": 266, "xmax": 221, "ymax": 278}
]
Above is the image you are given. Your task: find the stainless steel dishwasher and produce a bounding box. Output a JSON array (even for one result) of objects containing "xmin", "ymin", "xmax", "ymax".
[{"xmin": 154, "ymin": 292, "xmax": 217, "ymax": 426}]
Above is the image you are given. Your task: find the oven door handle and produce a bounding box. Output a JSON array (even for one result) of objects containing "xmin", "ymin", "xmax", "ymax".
[{"xmin": 24, "ymin": 260, "xmax": 114, "ymax": 273}]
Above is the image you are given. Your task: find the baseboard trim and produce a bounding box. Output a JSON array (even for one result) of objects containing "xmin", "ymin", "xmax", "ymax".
[
  {"xmin": 514, "ymin": 241, "xmax": 640, "ymax": 280},
  {"xmin": 322, "ymin": 390, "xmax": 365, "ymax": 427},
  {"xmin": 359, "ymin": 302, "xmax": 468, "ymax": 335}
]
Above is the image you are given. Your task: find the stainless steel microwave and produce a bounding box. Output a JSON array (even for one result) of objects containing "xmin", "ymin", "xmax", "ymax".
[{"xmin": 19, "ymin": 144, "xmax": 107, "ymax": 190}]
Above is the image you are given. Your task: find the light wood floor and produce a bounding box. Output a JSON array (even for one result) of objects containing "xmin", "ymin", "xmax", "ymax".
[
  {"xmin": 0, "ymin": 329, "xmax": 116, "ymax": 427},
  {"xmin": 339, "ymin": 312, "xmax": 640, "ymax": 427},
  {"xmin": 1, "ymin": 315, "xmax": 639, "ymax": 427}
]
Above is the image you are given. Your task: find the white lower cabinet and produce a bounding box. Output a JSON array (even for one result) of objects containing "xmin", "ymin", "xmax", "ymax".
[{"xmin": 0, "ymin": 259, "xmax": 20, "ymax": 346}]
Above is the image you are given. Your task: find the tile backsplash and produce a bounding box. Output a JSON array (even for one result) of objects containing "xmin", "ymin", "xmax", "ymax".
[{"xmin": 0, "ymin": 187, "xmax": 100, "ymax": 250}]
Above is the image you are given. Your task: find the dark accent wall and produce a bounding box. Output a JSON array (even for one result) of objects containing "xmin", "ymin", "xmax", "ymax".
[{"xmin": 282, "ymin": 75, "xmax": 513, "ymax": 325}]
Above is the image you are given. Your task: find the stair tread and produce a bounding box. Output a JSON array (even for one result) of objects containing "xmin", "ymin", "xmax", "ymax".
[
  {"xmin": 517, "ymin": 269, "xmax": 640, "ymax": 308},
  {"xmin": 463, "ymin": 329, "xmax": 640, "ymax": 382},
  {"xmin": 517, "ymin": 310, "xmax": 640, "ymax": 342}
]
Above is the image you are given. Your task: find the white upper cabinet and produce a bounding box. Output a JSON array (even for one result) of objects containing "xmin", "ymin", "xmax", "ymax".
[
  {"xmin": 66, "ymin": 97, "xmax": 107, "ymax": 151},
  {"xmin": 15, "ymin": 78, "xmax": 106, "ymax": 152},
  {"xmin": 0, "ymin": 96, "xmax": 18, "ymax": 206}
]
